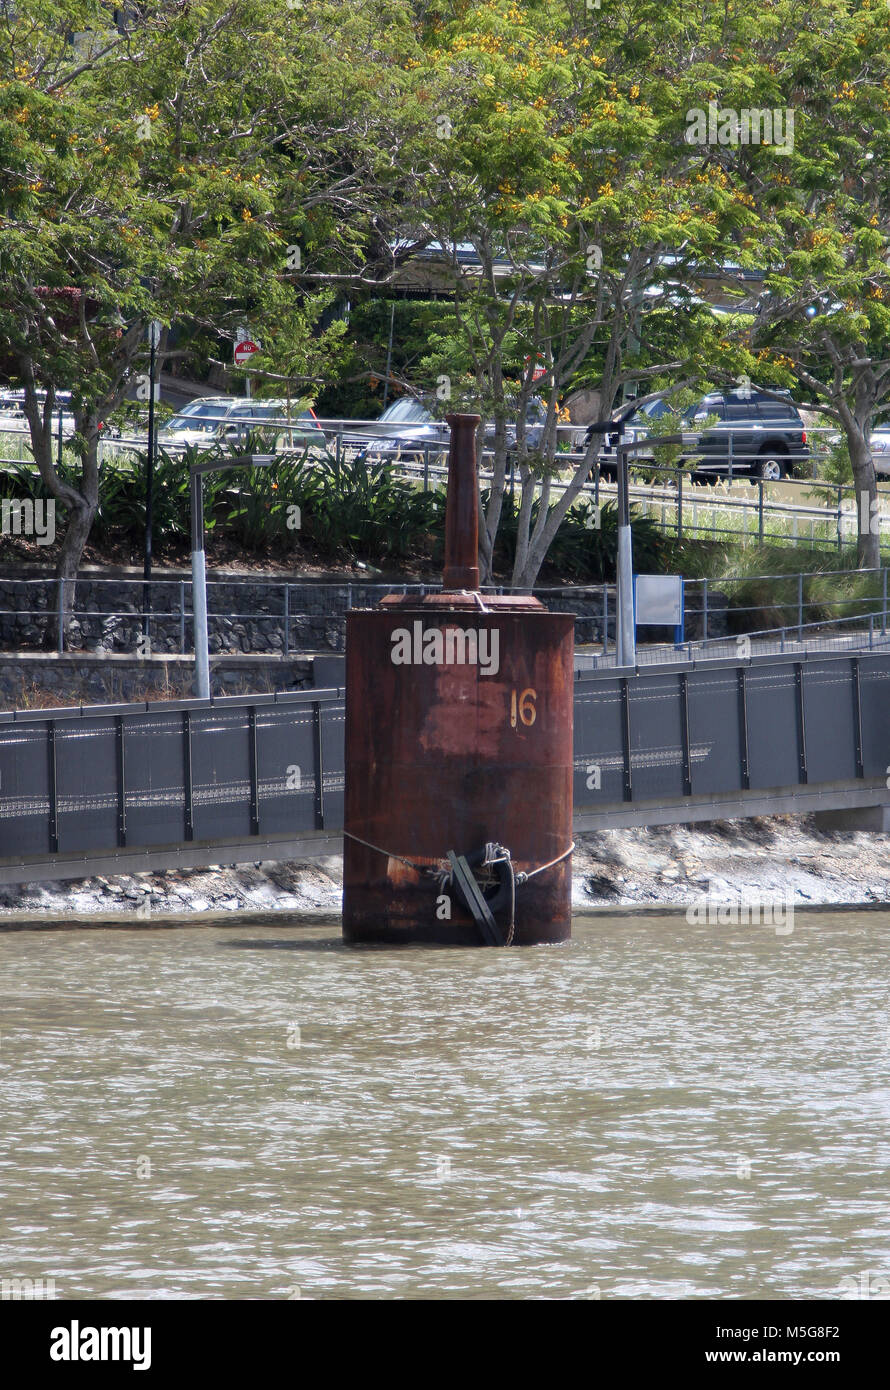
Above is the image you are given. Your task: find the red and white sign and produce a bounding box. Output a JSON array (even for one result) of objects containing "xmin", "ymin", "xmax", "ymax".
[
  {"xmin": 234, "ymin": 338, "xmax": 260, "ymax": 366},
  {"xmin": 524, "ymin": 355, "xmax": 547, "ymax": 381}
]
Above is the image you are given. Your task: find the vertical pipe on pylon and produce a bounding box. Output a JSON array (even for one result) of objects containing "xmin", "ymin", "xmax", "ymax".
[{"xmin": 442, "ymin": 413, "xmax": 481, "ymax": 591}]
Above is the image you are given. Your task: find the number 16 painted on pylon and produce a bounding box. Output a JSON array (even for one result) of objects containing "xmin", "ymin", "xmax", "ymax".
[{"xmin": 510, "ymin": 688, "xmax": 537, "ymax": 728}]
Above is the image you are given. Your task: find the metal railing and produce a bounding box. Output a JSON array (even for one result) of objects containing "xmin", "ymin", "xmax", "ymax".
[
  {"xmin": 3, "ymin": 416, "xmax": 887, "ymax": 556},
  {"xmin": 578, "ymin": 609, "xmax": 890, "ymax": 670},
  {"xmin": 2, "ymin": 647, "xmax": 888, "ymax": 878},
  {"xmin": 1, "ymin": 570, "xmax": 889, "ymax": 661}
]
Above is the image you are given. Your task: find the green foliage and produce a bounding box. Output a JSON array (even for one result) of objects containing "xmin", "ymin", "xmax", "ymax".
[
  {"xmin": 687, "ymin": 544, "xmax": 885, "ymax": 632},
  {"xmin": 488, "ymin": 493, "xmax": 666, "ymax": 583},
  {"xmin": 2, "ymin": 443, "xmax": 444, "ymax": 564},
  {"xmin": 315, "ymin": 299, "xmax": 445, "ymax": 419},
  {"xmin": 8, "ymin": 0, "xmax": 890, "ymax": 586},
  {"xmin": 818, "ymin": 436, "xmax": 854, "ymax": 487},
  {"xmin": 281, "ymin": 454, "xmax": 444, "ymax": 562},
  {"xmin": 93, "ymin": 448, "xmax": 216, "ymax": 545}
]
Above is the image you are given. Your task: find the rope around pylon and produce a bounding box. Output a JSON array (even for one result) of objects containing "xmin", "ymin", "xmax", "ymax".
[
  {"xmin": 342, "ymin": 830, "xmax": 574, "ymax": 947},
  {"xmin": 342, "ymin": 830, "xmax": 574, "ymax": 883}
]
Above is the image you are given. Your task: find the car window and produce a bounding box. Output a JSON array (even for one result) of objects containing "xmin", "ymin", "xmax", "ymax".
[
  {"xmin": 178, "ymin": 401, "xmax": 229, "ymax": 419},
  {"xmin": 640, "ymin": 399, "xmax": 672, "ymax": 420},
  {"xmin": 163, "ymin": 415, "xmax": 214, "ymax": 433},
  {"xmin": 756, "ymin": 401, "xmax": 799, "ymax": 421},
  {"xmin": 724, "ymin": 402, "xmax": 754, "ymax": 421},
  {"xmin": 228, "ymin": 403, "xmax": 281, "ymax": 422},
  {"xmin": 380, "ymin": 399, "xmax": 429, "ymax": 423},
  {"xmin": 689, "ymin": 399, "xmax": 725, "ymax": 422}
]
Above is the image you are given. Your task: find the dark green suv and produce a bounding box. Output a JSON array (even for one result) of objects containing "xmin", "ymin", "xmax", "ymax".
[{"xmin": 683, "ymin": 389, "xmax": 809, "ymax": 482}]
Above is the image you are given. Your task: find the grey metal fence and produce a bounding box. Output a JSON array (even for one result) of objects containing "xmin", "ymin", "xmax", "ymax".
[
  {"xmin": 1, "ymin": 570, "xmax": 889, "ymax": 659},
  {"xmin": 574, "ymin": 651, "xmax": 890, "ymax": 808},
  {"xmin": 3, "ymin": 415, "xmax": 890, "ymax": 556},
  {"xmin": 1, "ymin": 648, "xmax": 887, "ymax": 868},
  {"xmin": 0, "ymin": 687, "xmax": 344, "ymax": 858}
]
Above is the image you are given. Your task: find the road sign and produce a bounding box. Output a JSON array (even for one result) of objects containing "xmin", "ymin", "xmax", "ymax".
[
  {"xmin": 634, "ymin": 573, "xmax": 685, "ymax": 647},
  {"xmin": 234, "ymin": 339, "xmax": 259, "ymax": 366}
]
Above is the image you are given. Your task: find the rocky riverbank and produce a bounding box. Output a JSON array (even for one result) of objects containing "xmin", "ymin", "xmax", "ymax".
[{"xmin": 1, "ymin": 815, "xmax": 889, "ymax": 920}]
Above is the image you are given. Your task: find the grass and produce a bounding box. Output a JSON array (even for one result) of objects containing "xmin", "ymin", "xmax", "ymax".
[{"xmin": 675, "ymin": 542, "xmax": 889, "ymax": 632}]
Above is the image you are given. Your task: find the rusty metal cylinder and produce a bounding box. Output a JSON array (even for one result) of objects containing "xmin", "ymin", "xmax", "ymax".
[
  {"xmin": 342, "ymin": 414, "xmax": 574, "ymax": 946},
  {"xmin": 441, "ymin": 414, "xmax": 481, "ymax": 591}
]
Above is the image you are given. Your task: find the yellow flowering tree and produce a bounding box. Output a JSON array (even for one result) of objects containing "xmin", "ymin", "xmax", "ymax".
[
  {"xmin": 405, "ymin": 0, "xmax": 757, "ymax": 589},
  {"xmin": 0, "ymin": 0, "xmax": 412, "ymax": 629}
]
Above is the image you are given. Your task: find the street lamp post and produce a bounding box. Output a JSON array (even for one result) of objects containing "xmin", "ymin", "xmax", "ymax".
[
  {"xmin": 615, "ymin": 429, "xmax": 692, "ymax": 666},
  {"xmin": 586, "ymin": 404, "xmax": 638, "ymax": 666},
  {"xmin": 190, "ymin": 454, "xmax": 275, "ymax": 699},
  {"xmin": 587, "ymin": 406, "xmax": 691, "ymax": 668},
  {"xmin": 615, "ymin": 439, "xmax": 636, "ymax": 668},
  {"xmin": 143, "ymin": 320, "xmax": 161, "ymax": 638}
]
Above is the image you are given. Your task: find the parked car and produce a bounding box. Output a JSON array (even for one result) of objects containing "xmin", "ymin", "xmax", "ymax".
[
  {"xmin": 591, "ymin": 397, "xmax": 675, "ymax": 475},
  {"xmin": 159, "ymin": 397, "xmax": 324, "ymax": 451},
  {"xmin": 338, "ymin": 396, "xmax": 448, "ymax": 464},
  {"xmin": 589, "ymin": 389, "xmax": 809, "ymax": 483},
  {"xmin": 869, "ymin": 427, "xmax": 890, "ymax": 477},
  {"xmin": 681, "ymin": 389, "xmax": 809, "ymax": 482},
  {"xmin": 483, "ymin": 396, "xmax": 549, "ymax": 452},
  {"xmin": 0, "ymin": 388, "xmax": 77, "ymax": 436},
  {"xmin": 481, "ymin": 396, "xmax": 584, "ymax": 454},
  {"xmin": 345, "ymin": 393, "xmax": 581, "ymax": 466}
]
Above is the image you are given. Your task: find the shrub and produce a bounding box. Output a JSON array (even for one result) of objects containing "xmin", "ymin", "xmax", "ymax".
[{"xmin": 488, "ymin": 493, "xmax": 667, "ymax": 582}]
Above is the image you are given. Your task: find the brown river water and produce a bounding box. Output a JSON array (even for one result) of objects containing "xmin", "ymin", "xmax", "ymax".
[{"xmin": 1, "ymin": 913, "xmax": 889, "ymax": 1300}]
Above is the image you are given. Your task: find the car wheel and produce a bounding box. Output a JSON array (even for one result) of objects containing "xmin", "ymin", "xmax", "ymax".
[{"xmin": 754, "ymin": 454, "xmax": 787, "ymax": 482}]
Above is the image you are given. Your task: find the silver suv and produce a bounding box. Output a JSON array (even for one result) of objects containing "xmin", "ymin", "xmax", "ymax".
[{"xmin": 159, "ymin": 397, "xmax": 325, "ymax": 450}]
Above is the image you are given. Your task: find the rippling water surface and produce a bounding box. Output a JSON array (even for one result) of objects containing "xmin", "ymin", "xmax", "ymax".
[{"xmin": 1, "ymin": 913, "xmax": 889, "ymax": 1300}]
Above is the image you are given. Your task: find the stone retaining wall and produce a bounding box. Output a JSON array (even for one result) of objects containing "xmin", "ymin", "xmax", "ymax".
[
  {"xmin": 0, "ymin": 653, "xmax": 313, "ymax": 708},
  {"xmin": 0, "ymin": 574, "xmax": 730, "ymax": 662}
]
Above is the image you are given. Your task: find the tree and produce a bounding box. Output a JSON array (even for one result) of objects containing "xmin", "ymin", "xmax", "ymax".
[
  {"xmin": 395, "ymin": 0, "xmax": 759, "ymax": 589},
  {"xmin": 0, "ymin": 0, "xmax": 416, "ymax": 636},
  {"xmin": 666, "ymin": 0, "xmax": 890, "ymax": 567}
]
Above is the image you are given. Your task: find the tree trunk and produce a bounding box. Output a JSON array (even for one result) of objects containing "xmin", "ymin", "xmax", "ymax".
[
  {"xmin": 479, "ymin": 418, "xmax": 507, "ymax": 585},
  {"xmin": 54, "ymin": 427, "xmax": 101, "ymax": 647},
  {"xmin": 846, "ymin": 423, "xmax": 880, "ymax": 570},
  {"xmin": 53, "ymin": 495, "xmax": 98, "ymax": 646},
  {"xmin": 22, "ymin": 370, "xmax": 101, "ymax": 649},
  {"xmin": 511, "ymin": 432, "xmax": 604, "ymax": 591}
]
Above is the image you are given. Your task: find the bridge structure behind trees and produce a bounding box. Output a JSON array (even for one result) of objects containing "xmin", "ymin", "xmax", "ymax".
[{"xmin": 0, "ymin": 644, "xmax": 888, "ymax": 886}]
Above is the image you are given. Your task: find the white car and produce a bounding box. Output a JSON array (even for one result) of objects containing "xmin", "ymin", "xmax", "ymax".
[
  {"xmin": 826, "ymin": 427, "xmax": 890, "ymax": 477},
  {"xmin": 0, "ymin": 388, "xmax": 76, "ymax": 436},
  {"xmin": 159, "ymin": 397, "xmax": 325, "ymax": 451},
  {"xmin": 340, "ymin": 397, "xmax": 449, "ymax": 462},
  {"xmin": 870, "ymin": 428, "xmax": 890, "ymax": 476}
]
